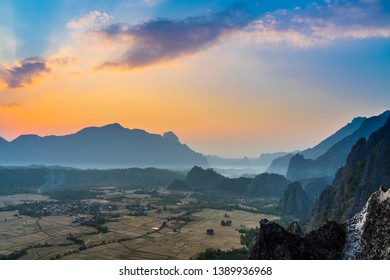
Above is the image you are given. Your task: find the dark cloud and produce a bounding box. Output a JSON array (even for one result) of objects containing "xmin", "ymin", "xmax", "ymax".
[
  {"xmin": 0, "ymin": 57, "xmax": 50, "ymax": 89},
  {"xmin": 99, "ymin": 4, "xmax": 261, "ymax": 69}
]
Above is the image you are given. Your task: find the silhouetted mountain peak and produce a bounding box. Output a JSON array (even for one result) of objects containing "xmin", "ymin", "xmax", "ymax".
[
  {"xmin": 0, "ymin": 124, "xmax": 208, "ymax": 168},
  {"xmin": 12, "ymin": 134, "xmax": 41, "ymax": 143},
  {"xmin": 0, "ymin": 136, "xmax": 8, "ymax": 144},
  {"xmin": 102, "ymin": 123, "xmax": 125, "ymax": 130},
  {"xmin": 163, "ymin": 131, "xmax": 180, "ymax": 143}
]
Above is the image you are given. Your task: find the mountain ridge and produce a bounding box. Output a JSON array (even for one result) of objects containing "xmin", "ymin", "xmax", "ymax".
[
  {"xmin": 0, "ymin": 123, "xmax": 208, "ymax": 168},
  {"xmin": 266, "ymin": 114, "xmax": 376, "ymax": 176},
  {"xmin": 310, "ymin": 114, "xmax": 390, "ymax": 227},
  {"xmin": 286, "ymin": 110, "xmax": 390, "ymax": 181}
]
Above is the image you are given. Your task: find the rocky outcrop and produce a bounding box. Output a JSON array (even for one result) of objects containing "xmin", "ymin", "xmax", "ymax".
[
  {"xmin": 185, "ymin": 166, "xmax": 225, "ymax": 189},
  {"xmin": 251, "ymin": 186, "xmax": 390, "ymax": 260},
  {"xmin": 278, "ymin": 182, "xmax": 312, "ymax": 218},
  {"xmin": 311, "ymin": 115, "xmax": 390, "ymax": 227},
  {"xmin": 344, "ymin": 186, "xmax": 390, "ymax": 259},
  {"xmin": 249, "ymin": 219, "xmax": 345, "ymax": 260}
]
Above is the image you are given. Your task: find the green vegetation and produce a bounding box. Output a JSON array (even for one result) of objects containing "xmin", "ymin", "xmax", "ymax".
[
  {"xmin": 196, "ymin": 248, "xmax": 249, "ymax": 260},
  {"xmin": 46, "ymin": 188, "xmax": 104, "ymax": 201},
  {"xmin": 0, "ymin": 166, "xmax": 185, "ymax": 196},
  {"xmin": 220, "ymin": 220, "xmax": 232, "ymax": 226},
  {"xmin": 197, "ymin": 226, "xmax": 259, "ymax": 260}
]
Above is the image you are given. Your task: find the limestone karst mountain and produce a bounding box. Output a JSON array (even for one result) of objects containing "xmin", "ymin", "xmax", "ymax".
[{"xmin": 0, "ymin": 123, "xmax": 208, "ymax": 168}]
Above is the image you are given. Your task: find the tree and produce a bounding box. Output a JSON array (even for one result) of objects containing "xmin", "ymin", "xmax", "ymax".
[{"xmin": 206, "ymin": 228, "xmax": 214, "ymax": 235}]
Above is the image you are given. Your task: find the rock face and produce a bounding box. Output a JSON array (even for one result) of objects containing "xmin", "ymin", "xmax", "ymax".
[
  {"xmin": 251, "ymin": 186, "xmax": 390, "ymax": 260},
  {"xmin": 344, "ymin": 186, "xmax": 390, "ymax": 259},
  {"xmin": 278, "ymin": 182, "xmax": 312, "ymax": 218},
  {"xmin": 311, "ymin": 115, "xmax": 390, "ymax": 227},
  {"xmin": 249, "ymin": 219, "xmax": 346, "ymax": 260}
]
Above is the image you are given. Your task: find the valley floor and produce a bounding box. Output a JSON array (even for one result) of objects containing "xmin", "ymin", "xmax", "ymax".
[{"xmin": 0, "ymin": 191, "xmax": 279, "ymax": 260}]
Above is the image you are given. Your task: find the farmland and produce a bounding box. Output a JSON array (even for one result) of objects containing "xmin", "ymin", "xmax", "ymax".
[{"xmin": 0, "ymin": 188, "xmax": 280, "ymax": 260}]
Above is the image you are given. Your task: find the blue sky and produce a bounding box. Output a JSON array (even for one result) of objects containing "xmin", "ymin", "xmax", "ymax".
[{"xmin": 0, "ymin": 0, "xmax": 389, "ymax": 157}]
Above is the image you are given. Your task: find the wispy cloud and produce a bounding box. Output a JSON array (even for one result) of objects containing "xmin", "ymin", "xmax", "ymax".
[
  {"xmin": 66, "ymin": 11, "xmax": 113, "ymax": 32},
  {"xmin": 245, "ymin": 0, "xmax": 390, "ymax": 47},
  {"xmin": 0, "ymin": 57, "xmax": 50, "ymax": 89},
  {"xmin": 142, "ymin": 0, "xmax": 163, "ymax": 8},
  {"xmin": 98, "ymin": 4, "xmax": 260, "ymax": 69}
]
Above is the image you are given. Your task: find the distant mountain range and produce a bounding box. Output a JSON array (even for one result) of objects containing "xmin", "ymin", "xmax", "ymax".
[
  {"xmin": 170, "ymin": 166, "xmax": 290, "ymax": 199},
  {"xmin": 266, "ymin": 111, "xmax": 388, "ymax": 177},
  {"xmin": 0, "ymin": 123, "xmax": 208, "ymax": 168},
  {"xmin": 286, "ymin": 110, "xmax": 390, "ymax": 181},
  {"xmin": 310, "ymin": 114, "xmax": 390, "ymax": 227},
  {"xmin": 206, "ymin": 155, "xmax": 253, "ymax": 168}
]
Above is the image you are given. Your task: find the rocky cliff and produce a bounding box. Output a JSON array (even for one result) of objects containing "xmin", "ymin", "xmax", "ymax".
[
  {"xmin": 278, "ymin": 182, "xmax": 312, "ymax": 218},
  {"xmin": 249, "ymin": 219, "xmax": 345, "ymax": 260},
  {"xmin": 250, "ymin": 187, "xmax": 390, "ymax": 260},
  {"xmin": 310, "ymin": 115, "xmax": 390, "ymax": 226},
  {"xmin": 344, "ymin": 186, "xmax": 390, "ymax": 259}
]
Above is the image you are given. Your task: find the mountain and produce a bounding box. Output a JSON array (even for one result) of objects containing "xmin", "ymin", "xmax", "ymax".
[
  {"xmin": 213, "ymin": 177, "xmax": 253, "ymax": 194},
  {"xmin": 266, "ymin": 154, "xmax": 295, "ymax": 175},
  {"xmin": 167, "ymin": 179, "xmax": 191, "ymax": 191},
  {"xmin": 247, "ymin": 173, "xmax": 290, "ymax": 199},
  {"xmin": 0, "ymin": 123, "xmax": 208, "ymax": 168},
  {"xmin": 310, "ymin": 114, "xmax": 390, "ymax": 227},
  {"xmin": 175, "ymin": 166, "xmax": 290, "ymax": 198},
  {"xmin": 185, "ymin": 166, "xmax": 225, "ymax": 189},
  {"xmin": 256, "ymin": 152, "xmax": 290, "ymax": 168},
  {"xmin": 286, "ymin": 110, "xmax": 390, "ymax": 181},
  {"xmin": 300, "ymin": 177, "xmax": 330, "ymax": 200},
  {"xmin": 265, "ymin": 115, "xmax": 368, "ymax": 176},
  {"xmin": 250, "ymin": 186, "xmax": 390, "ymax": 260},
  {"xmin": 206, "ymin": 155, "xmax": 253, "ymax": 168},
  {"xmin": 278, "ymin": 182, "xmax": 312, "ymax": 218},
  {"xmin": 303, "ymin": 117, "xmax": 366, "ymax": 160}
]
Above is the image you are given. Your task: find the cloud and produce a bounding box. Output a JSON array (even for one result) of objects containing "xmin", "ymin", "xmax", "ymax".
[
  {"xmin": 98, "ymin": 4, "xmax": 260, "ymax": 69},
  {"xmin": 245, "ymin": 0, "xmax": 390, "ymax": 47},
  {"xmin": 48, "ymin": 56, "xmax": 77, "ymax": 66},
  {"xmin": 0, "ymin": 57, "xmax": 50, "ymax": 89},
  {"xmin": 66, "ymin": 11, "xmax": 113, "ymax": 32},
  {"xmin": 142, "ymin": 0, "xmax": 163, "ymax": 7}
]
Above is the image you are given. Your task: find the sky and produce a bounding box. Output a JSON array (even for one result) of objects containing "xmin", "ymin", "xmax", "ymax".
[{"xmin": 0, "ymin": 0, "xmax": 389, "ymax": 157}]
